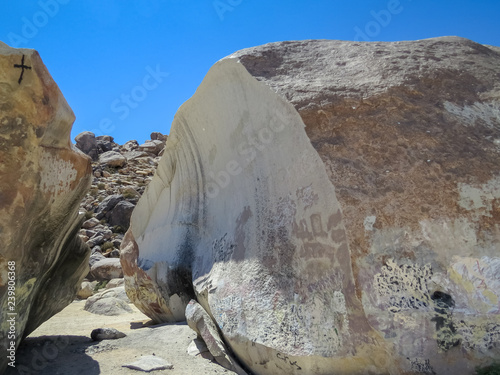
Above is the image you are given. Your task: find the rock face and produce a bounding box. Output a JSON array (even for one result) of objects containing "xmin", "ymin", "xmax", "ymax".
[
  {"xmin": 0, "ymin": 43, "xmax": 91, "ymax": 372},
  {"xmin": 121, "ymin": 37, "xmax": 500, "ymax": 375}
]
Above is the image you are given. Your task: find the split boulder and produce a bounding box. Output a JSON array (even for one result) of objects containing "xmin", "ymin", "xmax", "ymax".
[{"xmin": 121, "ymin": 37, "xmax": 500, "ymax": 374}]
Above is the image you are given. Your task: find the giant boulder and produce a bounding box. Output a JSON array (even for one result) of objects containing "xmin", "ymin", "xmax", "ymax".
[
  {"xmin": 0, "ymin": 43, "xmax": 91, "ymax": 372},
  {"xmin": 121, "ymin": 37, "xmax": 500, "ymax": 374}
]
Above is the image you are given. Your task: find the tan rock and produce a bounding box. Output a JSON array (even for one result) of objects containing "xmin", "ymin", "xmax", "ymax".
[
  {"xmin": 99, "ymin": 151, "xmax": 127, "ymax": 168},
  {"xmin": 0, "ymin": 42, "xmax": 91, "ymax": 373},
  {"xmin": 122, "ymin": 37, "xmax": 500, "ymax": 375},
  {"xmin": 77, "ymin": 280, "xmax": 98, "ymax": 299},
  {"xmin": 91, "ymin": 258, "xmax": 123, "ymax": 280}
]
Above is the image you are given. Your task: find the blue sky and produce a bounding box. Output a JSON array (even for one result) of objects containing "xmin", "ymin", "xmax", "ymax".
[{"xmin": 1, "ymin": 0, "xmax": 499, "ymax": 144}]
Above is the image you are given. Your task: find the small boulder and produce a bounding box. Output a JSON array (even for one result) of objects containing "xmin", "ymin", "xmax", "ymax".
[
  {"xmin": 84, "ymin": 287, "xmax": 132, "ymax": 316},
  {"xmin": 75, "ymin": 131, "xmax": 99, "ymax": 160},
  {"xmin": 86, "ymin": 235, "xmax": 105, "ymax": 248},
  {"xmin": 82, "ymin": 217, "xmax": 100, "ymax": 229},
  {"xmin": 95, "ymin": 194, "xmax": 124, "ymax": 219},
  {"xmin": 77, "ymin": 280, "xmax": 98, "ymax": 299},
  {"xmin": 96, "ymin": 285, "xmax": 130, "ymax": 303},
  {"xmin": 99, "ymin": 151, "xmax": 127, "ymax": 168},
  {"xmin": 96, "ymin": 135, "xmax": 114, "ymax": 143},
  {"xmin": 90, "ymin": 258, "xmax": 123, "ymax": 280},
  {"xmin": 121, "ymin": 186, "xmax": 140, "ymax": 198},
  {"xmin": 123, "ymin": 150, "xmax": 150, "ymax": 160},
  {"xmin": 91, "ymin": 328, "xmax": 126, "ymax": 341},
  {"xmin": 150, "ymin": 132, "xmax": 167, "ymax": 142},
  {"xmin": 138, "ymin": 140, "xmax": 164, "ymax": 155},
  {"xmin": 84, "ymin": 296, "xmax": 133, "ymax": 316},
  {"xmin": 106, "ymin": 278, "xmax": 125, "ymax": 289},
  {"xmin": 107, "ymin": 200, "xmax": 135, "ymax": 229},
  {"xmin": 97, "ymin": 140, "xmax": 113, "ymax": 153},
  {"xmin": 122, "ymin": 140, "xmax": 139, "ymax": 152}
]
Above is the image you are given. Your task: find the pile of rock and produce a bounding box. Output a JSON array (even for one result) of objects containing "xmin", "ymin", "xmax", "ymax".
[{"xmin": 74, "ymin": 131, "xmax": 167, "ymax": 304}]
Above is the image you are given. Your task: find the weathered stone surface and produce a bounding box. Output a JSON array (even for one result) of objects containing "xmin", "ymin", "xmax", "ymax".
[
  {"xmin": 0, "ymin": 43, "xmax": 91, "ymax": 373},
  {"xmin": 84, "ymin": 286, "xmax": 132, "ymax": 316},
  {"xmin": 99, "ymin": 151, "xmax": 127, "ymax": 167},
  {"xmin": 84, "ymin": 296, "xmax": 133, "ymax": 316},
  {"xmin": 122, "ymin": 355, "xmax": 173, "ymax": 372},
  {"xmin": 95, "ymin": 194, "xmax": 124, "ymax": 219},
  {"xmin": 186, "ymin": 300, "xmax": 247, "ymax": 374},
  {"xmin": 150, "ymin": 131, "xmax": 167, "ymax": 142},
  {"xmin": 91, "ymin": 327, "xmax": 126, "ymax": 341},
  {"xmin": 138, "ymin": 140, "xmax": 164, "ymax": 155},
  {"xmin": 187, "ymin": 338, "xmax": 213, "ymax": 359},
  {"xmin": 123, "ymin": 139, "xmax": 139, "ymax": 152},
  {"xmin": 77, "ymin": 280, "xmax": 98, "ymax": 299},
  {"xmin": 75, "ymin": 131, "xmax": 98, "ymax": 160},
  {"xmin": 106, "ymin": 278, "xmax": 125, "ymax": 289},
  {"xmin": 89, "ymin": 250, "xmax": 106, "ymax": 269},
  {"xmin": 107, "ymin": 200, "xmax": 135, "ymax": 229},
  {"xmin": 122, "ymin": 37, "xmax": 500, "ymax": 374},
  {"xmin": 91, "ymin": 258, "xmax": 124, "ymax": 280},
  {"xmin": 82, "ymin": 217, "xmax": 100, "ymax": 229}
]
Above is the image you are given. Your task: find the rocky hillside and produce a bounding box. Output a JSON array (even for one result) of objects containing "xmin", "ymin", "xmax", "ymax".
[{"xmin": 74, "ymin": 131, "xmax": 167, "ymax": 280}]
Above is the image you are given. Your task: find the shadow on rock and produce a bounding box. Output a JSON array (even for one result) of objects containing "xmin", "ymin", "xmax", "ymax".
[{"xmin": 5, "ymin": 335, "xmax": 100, "ymax": 375}]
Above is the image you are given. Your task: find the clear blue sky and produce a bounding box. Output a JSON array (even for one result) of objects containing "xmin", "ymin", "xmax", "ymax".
[{"xmin": 1, "ymin": 0, "xmax": 499, "ymax": 144}]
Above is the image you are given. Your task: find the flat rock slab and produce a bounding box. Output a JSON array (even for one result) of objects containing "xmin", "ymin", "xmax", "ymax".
[{"xmin": 123, "ymin": 355, "xmax": 173, "ymax": 372}]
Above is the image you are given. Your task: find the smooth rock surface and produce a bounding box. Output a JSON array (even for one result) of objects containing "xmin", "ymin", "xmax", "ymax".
[
  {"xmin": 122, "ymin": 37, "xmax": 500, "ymax": 375},
  {"xmin": 0, "ymin": 42, "xmax": 92, "ymax": 373},
  {"xmin": 123, "ymin": 355, "xmax": 174, "ymax": 372}
]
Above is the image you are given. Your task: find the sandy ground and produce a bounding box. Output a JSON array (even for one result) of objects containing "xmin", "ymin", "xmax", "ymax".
[{"xmin": 6, "ymin": 300, "xmax": 235, "ymax": 375}]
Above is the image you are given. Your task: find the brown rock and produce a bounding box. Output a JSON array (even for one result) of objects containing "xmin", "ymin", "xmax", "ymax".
[
  {"xmin": 91, "ymin": 258, "xmax": 124, "ymax": 281},
  {"xmin": 99, "ymin": 151, "xmax": 127, "ymax": 168},
  {"xmin": 0, "ymin": 42, "xmax": 91, "ymax": 373},
  {"xmin": 75, "ymin": 131, "xmax": 98, "ymax": 160},
  {"xmin": 122, "ymin": 37, "xmax": 500, "ymax": 375}
]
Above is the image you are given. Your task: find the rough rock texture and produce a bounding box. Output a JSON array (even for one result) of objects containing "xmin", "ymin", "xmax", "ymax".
[
  {"xmin": 99, "ymin": 151, "xmax": 127, "ymax": 168},
  {"xmin": 90, "ymin": 258, "xmax": 123, "ymax": 280},
  {"xmin": 76, "ymin": 280, "xmax": 98, "ymax": 299},
  {"xmin": 122, "ymin": 37, "xmax": 500, "ymax": 375},
  {"xmin": 84, "ymin": 286, "xmax": 133, "ymax": 316},
  {"xmin": 91, "ymin": 327, "xmax": 126, "ymax": 341},
  {"xmin": 75, "ymin": 131, "xmax": 99, "ymax": 160},
  {"xmin": 186, "ymin": 300, "xmax": 247, "ymax": 374},
  {"xmin": 0, "ymin": 43, "xmax": 91, "ymax": 372}
]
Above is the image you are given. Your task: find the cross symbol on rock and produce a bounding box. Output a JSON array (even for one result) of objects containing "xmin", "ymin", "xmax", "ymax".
[{"xmin": 14, "ymin": 55, "xmax": 32, "ymax": 85}]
